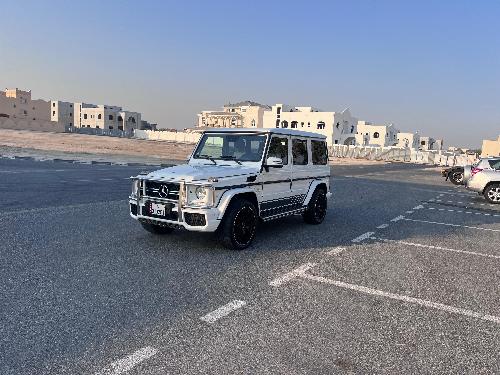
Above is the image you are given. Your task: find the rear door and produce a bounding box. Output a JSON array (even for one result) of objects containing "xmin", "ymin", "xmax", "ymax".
[
  {"xmin": 290, "ymin": 137, "xmax": 311, "ymax": 202},
  {"xmin": 259, "ymin": 135, "xmax": 292, "ymax": 218}
]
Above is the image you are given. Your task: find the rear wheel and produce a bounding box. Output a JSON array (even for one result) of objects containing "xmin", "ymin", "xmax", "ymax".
[
  {"xmin": 484, "ymin": 184, "xmax": 500, "ymax": 204},
  {"xmin": 303, "ymin": 187, "xmax": 327, "ymax": 224},
  {"xmin": 219, "ymin": 198, "xmax": 258, "ymax": 250},
  {"xmin": 449, "ymin": 170, "xmax": 464, "ymax": 185},
  {"xmin": 141, "ymin": 222, "xmax": 175, "ymax": 234}
]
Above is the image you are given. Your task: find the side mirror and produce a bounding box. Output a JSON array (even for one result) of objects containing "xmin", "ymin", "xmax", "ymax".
[{"xmin": 264, "ymin": 157, "xmax": 283, "ymax": 171}]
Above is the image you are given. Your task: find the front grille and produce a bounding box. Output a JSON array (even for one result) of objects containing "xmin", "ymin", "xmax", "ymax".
[{"xmin": 144, "ymin": 180, "xmax": 180, "ymax": 200}]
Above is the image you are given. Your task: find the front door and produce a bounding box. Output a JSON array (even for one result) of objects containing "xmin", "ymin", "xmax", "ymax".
[{"xmin": 259, "ymin": 135, "xmax": 292, "ymax": 218}]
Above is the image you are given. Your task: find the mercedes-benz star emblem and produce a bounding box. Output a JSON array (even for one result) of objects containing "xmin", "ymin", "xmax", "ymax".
[{"xmin": 159, "ymin": 185, "xmax": 170, "ymax": 198}]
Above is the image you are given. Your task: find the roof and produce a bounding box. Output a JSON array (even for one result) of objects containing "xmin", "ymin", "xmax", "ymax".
[
  {"xmin": 224, "ymin": 101, "xmax": 271, "ymax": 109},
  {"xmin": 194, "ymin": 127, "xmax": 327, "ymax": 139}
]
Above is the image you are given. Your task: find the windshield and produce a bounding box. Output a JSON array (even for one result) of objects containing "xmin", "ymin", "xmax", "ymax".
[{"xmin": 193, "ymin": 133, "xmax": 267, "ymax": 162}]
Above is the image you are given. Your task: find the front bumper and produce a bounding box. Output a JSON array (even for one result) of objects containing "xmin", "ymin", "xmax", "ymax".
[{"xmin": 129, "ymin": 195, "xmax": 222, "ymax": 232}]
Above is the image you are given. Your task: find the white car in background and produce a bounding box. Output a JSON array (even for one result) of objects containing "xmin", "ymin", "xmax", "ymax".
[
  {"xmin": 129, "ymin": 128, "xmax": 332, "ymax": 249},
  {"xmin": 465, "ymin": 158, "xmax": 500, "ymax": 203},
  {"xmin": 463, "ymin": 157, "xmax": 500, "ymax": 185}
]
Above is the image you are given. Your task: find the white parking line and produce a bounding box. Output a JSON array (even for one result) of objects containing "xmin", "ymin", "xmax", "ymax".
[
  {"xmin": 300, "ymin": 273, "xmax": 500, "ymax": 324},
  {"xmin": 327, "ymin": 247, "xmax": 346, "ymax": 256},
  {"xmin": 376, "ymin": 237, "xmax": 500, "ymax": 260},
  {"xmin": 270, "ymin": 263, "xmax": 316, "ymax": 286},
  {"xmin": 376, "ymin": 224, "xmax": 389, "ymax": 229},
  {"xmin": 97, "ymin": 346, "xmax": 158, "ymax": 375},
  {"xmin": 413, "ymin": 205, "xmax": 424, "ymax": 210},
  {"xmin": 352, "ymin": 232, "xmax": 375, "ymax": 243},
  {"xmin": 390, "ymin": 215, "xmax": 405, "ymax": 222},
  {"xmin": 200, "ymin": 300, "xmax": 247, "ymax": 323},
  {"xmin": 403, "ymin": 218, "xmax": 500, "ymax": 232}
]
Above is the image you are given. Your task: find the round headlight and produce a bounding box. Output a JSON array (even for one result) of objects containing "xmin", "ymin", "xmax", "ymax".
[{"xmin": 195, "ymin": 186, "xmax": 207, "ymax": 200}]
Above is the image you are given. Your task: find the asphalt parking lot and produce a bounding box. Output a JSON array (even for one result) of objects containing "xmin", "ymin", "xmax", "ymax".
[{"xmin": 1, "ymin": 158, "xmax": 499, "ymax": 374}]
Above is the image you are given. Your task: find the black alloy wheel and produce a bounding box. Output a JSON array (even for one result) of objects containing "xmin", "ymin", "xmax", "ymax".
[
  {"xmin": 303, "ymin": 187, "xmax": 327, "ymax": 224},
  {"xmin": 220, "ymin": 198, "xmax": 258, "ymax": 250}
]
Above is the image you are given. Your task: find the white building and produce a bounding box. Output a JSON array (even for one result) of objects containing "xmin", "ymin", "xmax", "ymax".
[
  {"xmin": 396, "ymin": 132, "xmax": 420, "ymax": 149},
  {"xmin": 355, "ymin": 121, "xmax": 399, "ymax": 147},
  {"xmin": 419, "ymin": 137, "xmax": 443, "ymax": 151},
  {"xmin": 197, "ymin": 101, "xmax": 270, "ymax": 128},
  {"xmin": 262, "ymin": 104, "xmax": 358, "ymax": 146},
  {"xmin": 50, "ymin": 100, "xmax": 74, "ymax": 128},
  {"xmin": 79, "ymin": 104, "xmax": 141, "ymax": 131}
]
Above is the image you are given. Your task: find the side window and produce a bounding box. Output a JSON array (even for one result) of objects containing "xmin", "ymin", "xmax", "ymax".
[
  {"xmin": 267, "ymin": 137, "xmax": 288, "ymax": 165},
  {"xmin": 312, "ymin": 140, "xmax": 328, "ymax": 165},
  {"xmin": 292, "ymin": 139, "xmax": 308, "ymax": 165},
  {"xmin": 489, "ymin": 159, "xmax": 500, "ymax": 170}
]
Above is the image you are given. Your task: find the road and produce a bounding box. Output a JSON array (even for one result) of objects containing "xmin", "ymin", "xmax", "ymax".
[{"xmin": 1, "ymin": 158, "xmax": 499, "ymax": 374}]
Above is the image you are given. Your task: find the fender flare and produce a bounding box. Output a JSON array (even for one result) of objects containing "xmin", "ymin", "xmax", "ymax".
[
  {"xmin": 216, "ymin": 187, "xmax": 259, "ymax": 220},
  {"xmin": 303, "ymin": 178, "xmax": 329, "ymax": 206}
]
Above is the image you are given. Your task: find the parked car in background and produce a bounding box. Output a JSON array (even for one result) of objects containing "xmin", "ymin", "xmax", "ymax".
[
  {"xmin": 463, "ymin": 157, "xmax": 500, "ymax": 186},
  {"xmin": 129, "ymin": 128, "xmax": 331, "ymax": 249},
  {"xmin": 465, "ymin": 158, "xmax": 500, "ymax": 203},
  {"xmin": 441, "ymin": 166, "xmax": 466, "ymax": 185}
]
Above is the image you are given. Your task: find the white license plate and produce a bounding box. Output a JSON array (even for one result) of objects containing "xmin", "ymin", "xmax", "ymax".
[{"xmin": 150, "ymin": 202, "xmax": 166, "ymax": 216}]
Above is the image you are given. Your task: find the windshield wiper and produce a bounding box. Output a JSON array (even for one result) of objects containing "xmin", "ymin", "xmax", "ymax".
[
  {"xmin": 220, "ymin": 156, "xmax": 242, "ymax": 165},
  {"xmin": 197, "ymin": 154, "xmax": 217, "ymax": 165}
]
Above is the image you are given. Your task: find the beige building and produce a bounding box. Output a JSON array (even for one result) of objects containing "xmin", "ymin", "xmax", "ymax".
[
  {"xmin": 396, "ymin": 132, "xmax": 420, "ymax": 149},
  {"xmin": 481, "ymin": 135, "xmax": 500, "ymax": 157},
  {"xmin": 0, "ymin": 88, "xmax": 51, "ymax": 122},
  {"xmin": 262, "ymin": 104, "xmax": 358, "ymax": 146},
  {"xmin": 197, "ymin": 101, "xmax": 270, "ymax": 128},
  {"xmin": 355, "ymin": 121, "xmax": 399, "ymax": 147},
  {"xmin": 50, "ymin": 100, "xmax": 75, "ymax": 128},
  {"xmin": 78, "ymin": 104, "xmax": 141, "ymax": 131}
]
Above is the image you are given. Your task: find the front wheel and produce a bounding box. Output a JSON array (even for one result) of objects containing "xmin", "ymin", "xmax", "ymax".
[
  {"xmin": 141, "ymin": 222, "xmax": 175, "ymax": 234},
  {"xmin": 484, "ymin": 184, "xmax": 500, "ymax": 204},
  {"xmin": 219, "ymin": 198, "xmax": 258, "ymax": 250},
  {"xmin": 303, "ymin": 187, "xmax": 327, "ymax": 224}
]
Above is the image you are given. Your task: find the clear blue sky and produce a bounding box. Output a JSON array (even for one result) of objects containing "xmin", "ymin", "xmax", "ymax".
[{"xmin": 1, "ymin": 0, "xmax": 499, "ymax": 148}]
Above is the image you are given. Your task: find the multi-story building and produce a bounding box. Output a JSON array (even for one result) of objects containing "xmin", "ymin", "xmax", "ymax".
[
  {"xmin": 262, "ymin": 104, "xmax": 358, "ymax": 146},
  {"xmin": 78, "ymin": 104, "xmax": 141, "ymax": 131},
  {"xmin": 355, "ymin": 121, "xmax": 399, "ymax": 147},
  {"xmin": 50, "ymin": 100, "xmax": 75, "ymax": 128},
  {"xmin": 197, "ymin": 101, "xmax": 270, "ymax": 128},
  {"xmin": 0, "ymin": 88, "xmax": 51, "ymax": 122},
  {"xmin": 419, "ymin": 137, "xmax": 443, "ymax": 151},
  {"xmin": 396, "ymin": 132, "xmax": 420, "ymax": 149},
  {"xmin": 481, "ymin": 135, "xmax": 500, "ymax": 157}
]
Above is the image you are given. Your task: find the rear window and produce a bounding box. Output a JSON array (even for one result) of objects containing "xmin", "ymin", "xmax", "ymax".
[
  {"xmin": 488, "ymin": 159, "xmax": 500, "ymax": 170},
  {"xmin": 292, "ymin": 139, "xmax": 308, "ymax": 165},
  {"xmin": 311, "ymin": 140, "xmax": 328, "ymax": 165}
]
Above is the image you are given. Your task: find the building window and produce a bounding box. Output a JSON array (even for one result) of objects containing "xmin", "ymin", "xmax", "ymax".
[
  {"xmin": 118, "ymin": 116, "xmax": 123, "ymax": 122},
  {"xmin": 128, "ymin": 116, "xmax": 135, "ymax": 123},
  {"xmin": 277, "ymin": 107, "xmax": 281, "ymax": 114},
  {"xmin": 291, "ymin": 121, "xmax": 298, "ymax": 129},
  {"xmin": 70, "ymin": 104, "xmax": 73, "ymax": 108},
  {"xmin": 13, "ymin": 104, "xmax": 16, "ymax": 108},
  {"xmin": 52, "ymin": 111, "xmax": 56, "ymax": 116},
  {"xmin": 281, "ymin": 120, "xmax": 288, "ymax": 128},
  {"xmin": 421, "ymin": 140, "xmax": 426, "ymax": 145},
  {"xmin": 98, "ymin": 114, "xmax": 102, "ymax": 120},
  {"xmin": 317, "ymin": 121, "xmax": 326, "ymax": 130},
  {"xmin": 109, "ymin": 115, "xmax": 113, "ymax": 120},
  {"xmin": 251, "ymin": 119, "xmax": 256, "ymax": 127},
  {"xmin": 336, "ymin": 122, "xmax": 340, "ymax": 129},
  {"xmin": 308, "ymin": 122, "xmax": 310, "ymax": 127},
  {"xmin": 351, "ymin": 125, "xmax": 355, "ymax": 133},
  {"xmin": 301, "ymin": 122, "xmax": 304, "ymax": 127},
  {"xmin": 109, "ymin": 126, "xmax": 114, "ymax": 129},
  {"xmin": 118, "ymin": 125, "xmax": 124, "ymax": 131},
  {"xmin": 84, "ymin": 114, "xmax": 88, "ymax": 119},
  {"xmin": 23, "ymin": 110, "xmax": 27, "ymax": 115},
  {"xmin": 334, "ymin": 140, "xmax": 338, "ymax": 144},
  {"xmin": 52, "ymin": 103, "xmax": 55, "ymax": 107},
  {"xmin": 275, "ymin": 120, "xmax": 280, "ymax": 128},
  {"xmin": 374, "ymin": 132, "xmax": 380, "ymax": 138},
  {"xmin": 70, "ymin": 113, "xmax": 72, "ymax": 117},
  {"xmin": 96, "ymin": 126, "xmax": 100, "ymax": 129},
  {"xmin": 33, "ymin": 118, "xmax": 36, "ymax": 120}
]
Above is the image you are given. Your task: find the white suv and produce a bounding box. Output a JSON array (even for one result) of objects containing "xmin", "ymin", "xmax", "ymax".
[{"xmin": 129, "ymin": 128, "xmax": 331, "ymax": 249}]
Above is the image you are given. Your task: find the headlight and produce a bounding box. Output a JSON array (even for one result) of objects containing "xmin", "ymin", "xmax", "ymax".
[
  {"xmin": 131, "ymin": 179, "xmax": 139, "ymax": 196},
  {"xmin": 186, "ymin": 185, "xmax": 213, "ymax": 207}
]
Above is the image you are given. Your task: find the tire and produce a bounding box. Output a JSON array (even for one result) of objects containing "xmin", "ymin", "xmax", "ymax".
[
  {"xmin": 449, "ymin": 170, "xmax": 464, "ymax": 185},
  {"xmin": 219, "ymin": 198, "xmax": 258, "ymax": 250},
  {"xmin": 141, "ymin": 222, "xmax": 175, "ymax": 234},
  {"xmin": 484, "ymin": 184, "xmax": 500, "ymax": 204},
  {"xmin": 303, "ymin": 187, "xmax": 327, "ymax": 224}
]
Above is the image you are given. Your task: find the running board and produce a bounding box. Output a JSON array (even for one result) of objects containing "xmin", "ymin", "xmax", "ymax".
[{"xmin": 261, "ymin": 207, "xmax": 306, "ymax": 222}]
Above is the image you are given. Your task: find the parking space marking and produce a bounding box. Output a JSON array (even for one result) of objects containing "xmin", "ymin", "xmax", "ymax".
[
  {"xmin": 413, "ymin": 205, "xmax": 424, "ymax": 210},
  {"xmin": 376, "ymin": 237, "xmax": 500, "ymax": 260},
  {"xmin": 405, "ymin": 210, "xmax": 414, "ymax": 214},
  {"xmin": 376, "ymin": 224, "xmax": 389, "ymax": 229},
  {"xmin": 352, "ymin": 232, "xmax": 375, "ymax": 243},
  {"xmin": 270, "ymin": 263, "xmax": 316, "ymax": 286},
  {"xmin": 390, "ymin": 215, "xmax": 405, "ymax": 222},
  {"xmin": 403, "ymin": 218, "xmax": 500, "ymax": 232},
  {"xmin": 327, "ymin": 247, "xmax": 346, "ymax": 256},
  {"xmin": 200, "ymin": 300, "xmax": 247, "ymax": 323},
  {"xmin": 300, "ymin": 273, "xmax": 500, "ymax": 325},
  {"xmin": 97, "ymin": 346, "xmax": 158, "ymax": 375}
]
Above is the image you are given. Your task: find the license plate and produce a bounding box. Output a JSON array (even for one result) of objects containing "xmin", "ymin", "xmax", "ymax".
[{"xmin": 150, "ymin": 202, "xmax": 166, "ymax": 216}]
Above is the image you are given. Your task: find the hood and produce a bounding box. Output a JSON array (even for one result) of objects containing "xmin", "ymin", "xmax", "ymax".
[{"xmin": 142, "ymin": 163, "xmax": 259, "ymax": 183}]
